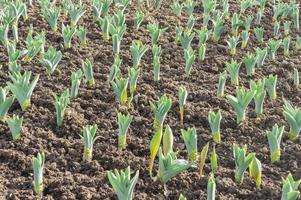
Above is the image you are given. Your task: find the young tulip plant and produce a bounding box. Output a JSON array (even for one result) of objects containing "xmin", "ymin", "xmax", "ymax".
[
  {"xmin": 185, "ymin": 15, "xmax": 195, "ymax": 34},
  {"xmin": 110, "ymin": 25, "xmax": 126, "ymax": 57},
  {"xmin": 184, "ymin": 0, "xmax": 196, "ymax": 16},
  {"xmin": 294, "ymin": 36, "xmax": 301, "ymax": 51},
  {"xmin": 7, "ymin": 41, "xmax": 21, "ymax": 65},
  {"xmin": 233, "ymin": 144, "xmax": 255, "ymax": 184},
  {"xmin": 180, "ymin": 31, "xmax": 194, "ymax": 50},
  {"xmin": 208, "ymin": 110, "xmax": 222, "ymax": 143},
  {"xmin": 282, "ymin": 99, "xmax": 301, "ymax": 141},
  {"xmin": 240, "ymin": 0, "xmax": 253, "ymax": 14},
  {"xmin": 133, "ymin": 10, "xmax": 144, "ymax": 31},
  {"xmin": 226, "ymin": 35, "xmax": 240, "ymax": 56},
  {"xmin": 149, "ymin": 95, "xmax": 172, "ymax": 176},
  {"xmin": 112, "ymin": 77, "xmax": 128, "ymax": 106},
  {"xmin": 157, "ymin": 148, "xmax": 192, "ymax": 184},
  {"xmin": 217, "ymin": 71, "xmax": 227, "ymax": 97},
  {"xmin": 241, "ymin": 30, "xmax": 250, "ymax": 49},
  {"xmin": 211, "ymin": 16, "xmax": 225, "ymax": 42},
  {"xmin": 283, "ymin": 21, "xmax": 291, "ymax": 36},
  {"xmin": 0, "ymin": 87, "xmax": 15, "ymax": 122},
  {"xmin": 107, "ymin": 167, "xmax": 139, "ymax": 200},
  {"xmin": 178, "ymin": 85, "xmax": 188, "ymax": 125},
  {"xmin": 199, "ymin": 142, "xmax": 209, "ymax": 176},
  {"xmin": 24, "ymin": 30, "xmax": 45, "ymax": 62},
  {"xmin": 266, "ymin": 124, "xmax": 284, "ymax": 163},
  {"xmin": 254, "ymin": 27, "xmax": 264, "ymax": 43},
  {"xmin": 268, "ymin": 39, "xmax": 282, "ymax": 60},
  {"xmin": 82, "ymin": 59, "xmax": 95, "ymax": 87},
  {"xmin": 243, "ymin": 16, "xmax": 253, "ymax": 32},
  {"xmin": 227, "ymin": 88, "xmax": 255, "ymax": 124},
  {"xmin": 68, "ymin": 2, "xmax": 86, "ymax": 26},
  {"xmin": 130, "ymin": 40, "xmax": 148, "ymax": 68},
  {"xmin": 207, "ymin": 174, "xmax": 216, "ymax": 200},
  {"xmin": 184, "ymin": 47, "xmax": 196, "ymax": 76},
  {"xmin": 242, "ymin": 52, "xmax": 256, "ymax": 76},
  {"xmin": 147, "ymin": 23, "xmax": 167, "ymax": 45},
  {"xmin": 62, "ymin": 23, "xmax": 77, "ymax": 49},
  {"xmin": 108, "ymin": 57, "xmax": 121, "ymax": 82},
  {"xmin": 7, "ymin": 71, "xmax": 39, "ymax": 111},
  {"xmin": 283, "ymin": 36, "xmax": 291, "ymax": 56},
  {"xmin": 71, "ymin": 69, "xmax": 83, "ymax": 98},
  {"xmin": 255, "ymin": 47, "xmax": 268, "ymax": 68},
  {"xmin": 162, "ymin": 125, "xmax": 173, "ymax": 156},
  {"xmin": 202, "ymin": 0, "xmax": 216, "ymax": 28},
  {"xmin": 231, "ymin": 13, "xmax": 241, "ymax": 36},
  {"xmin": 40, "ymin": 47, "xmax": 62, "ymax": 75},
  {"xmin": 175, "ymin": 26, "xmax": 183, "ymax": 44},
  {"xmin": 281, "ymin": 173, "xmax": 301, "ymax": 200},
  {"xmin": 7, "ymin": 114, "xmax": 23, "ymax": 141},
  {"xmin": 117, "ymin": 112, "xmax": 133, "ymax": 150},
  {"xmin": 32, "ymin": 152, "xmax": 45, "ymax": 196},
  {"xmin": 0, "ymin": 24, "xmax": 9, "ymax": 47},
  {"xmin": 77, "ymin": 26, "xmax": 88, "ymax": 46},
  {"xmin": 250, "ymin": 79, "xmax": 266, "ymax": 123},
  {"xmin": 181, "ymin": 127, "xmax": 198, "ymax": 161},
  {"xmin": 128, "ymin": 67, "xmax": 140, "ymax": 106},
  {"xmin": 41, "ymin": 6, "xmax": 60, "ymax": 32},
  {"xmin": 82, "ymin": 124, "xmax": 98, "ymax": 161},
  {"xmin": 91, "ymin": 0, "xmax": 112, "ymax": 19},
  {"xmin": 54, "ymin": 89, "xmax": 70, "ymax": 127},
  {"xmin": 249, "ymin": 156, "xmax": 262, "ymax": 189},
  {"xmin": 225, "ymin": 59, "xmax": 241, "ymax": 86},
  {"xmin": 210, "ymin": 144, "xmax": 218, "ymax": 173},
  {"xmin": 293, "ymin": 68, "xmax": 299, "ymax": 87},
  {"xmin": 98, "ymin": 16, "xmax": 111, "ymax": 41},
  {"xmin": 273, "ymin": 21, "xmax": 280, "ymax": 37},
  {"xmin": 152, "ymin": 44, "xmax": 162, "ymax": 82},
  {"xmin": 170, "ymin": 0, "xmax": 183, "ymax": 17},
  {"xmin": 264, "ymin": 74, "xmax": 277, "ymax": 101}
]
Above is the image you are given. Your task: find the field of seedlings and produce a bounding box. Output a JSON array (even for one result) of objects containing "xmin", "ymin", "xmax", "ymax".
[{"xmin": 1, "ymin": 0, "xmax": 301, "ymax": 199}]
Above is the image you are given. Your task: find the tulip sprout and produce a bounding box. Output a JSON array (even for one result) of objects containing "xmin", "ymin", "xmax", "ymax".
[
  {"xmin": 7, "ymin": 114, "xmax": 23, "ymax": 141},
  {"xmin": 281, "ymin": 173, "xmax": 301, "ymax": 200},
  {"xmin": 284, "ymin": 21, "xmax": 291, "ymax": 36},
  {"xmin": 180, "ymin": 31, "xmax": 194, "ymax": 49},
  {"xmin": 133, "ymin": 10, "xmax": 144, "ymax": 31},
  {"xmin": 82, "ymin": 59, "xmax": 95, "ymax": 87},
  {"xmin": 283, "ymin": 36, "xmax": 291, "ymax": 56},
  {"xmin": 249, "ymin": 156, "xmax": 262, "ymax": 189},
  {"xmin": 117, "ymin": 112, "xmax": 133, "ymax": 149},
  {"xmin": 130, "ymin": 40, "xmax": 148, "ymax": 68},
  {"xmin": 128, "ymin": 67, "xmax": 140, "ymax": 105},
  {"xmin": 226, "ymin": 35, "xmax": 240, "ymax": 56},
  {"xmin": 184, "ymin": 47, "xmax": 195, "ymax": 76},
  {"xmin": 107, "ymin": 167, "xmax": 139, "ymax": 200},
  {"xmin": 227, "ymin": 88, "xmax": 255, "ymax": 124},
  {"xmin": 264, "ymin": 74, "xmax": 277, "ymax": 101},
  {"xmin": 147, "ymin": 23, "xmax": 167, "ymax": 45},
  {"xmin": 149, "ymin": 95, "xmax": 172, "ymax": 176},
  {"xmin": 250, "ymin": 79, "xmax": 266, "ymax": 122},
  {"xmin": 54, "ymin": 89, "xmax": 70, "ymax": 127},
  {"xmin": 254, "ymin": 27, "xmax": 264, "ymax": 44},
  {"xmin": 163, "ymin": 125, "xmax": 173, "ymax": 156},
  {"xmin": 82, "ymin": 124, "xmax": 98, "ymax": 161},
  {"xmin": 40, "ymin": 47, "xmax": 62, "ymax": 75},
  {"xmin": 267, "ymin": 124, "xmax": 284, "ymax": 163},
  {"xmin": 241, "ymin": 30, "xmax": 249, "ymax": 49},
  {"xmin": 0, "ymin": 87, "xmax": 15, "ymax": 121},
  {"xmin": 225, "ymin": 59, "xmax": 241, "ymax": 86},
  {"xmin": 181, "ymin": 127, "xmax": 198, "ymax": 161},
  {"xmin": 217, "ymin": 71, "xmax": 227, "ymax": 97},
  {"xmin": 157, "ymin": 149, "xmax": 192, "ymax": 184},
  {"xmin": 233, "ymin": 144, "xmax": 255, "ymax": 184},
  {"xmin": 208, "ymin": 110, "xmax": 222, "ymax": 143},
  {"xmin": 62, "ymin": 24, "xmax": 76, "ymax": 49},
  {"xmin": 255, "ymin": 47, "xmax": 267, "ymax": 68},
  {"xmin": 77, "ymin": 26, "xmax": 88, "ymax": 46},
  {"xmin": 282, "ymin": 99, "xmax": 301, "ymax": 141},
  {"xmin": 207, "ymin": 174, "xmax": 216, "ymax": 200},
  {"xmin": 98, "ymin": 16, "xmax": 111, "ymax": 41},
  {"xmin": 199, "ymin": 142, "xmax": 209, "ymax": 176},
  {"xmin": 42, "ymin": 6, "xmax": 60, "ymax": 32},
  {"xmin": 71, "ymin": 69, "xmax": 83, "ymax": 98},
  {"xmin": 112, "ymin": 77, "xmax": 128, "ymax": 106},
  {"xmin": 293, "ymin": 68, "xmax": 299, "ymax": 87},
  {"xmin": 210, "ymin": 145, "xmax": 218, "ymax": 173},
  {"xmin": 273, "ymin": 21, "xmax": 280, "ymax": 37},
  {"xmin": 242, "ymin": 53, "xmax": 256, "ymax": 76},
  {"xmin": 178, "ymin": 85, "xmax": 188, "ymax": 125},
  {"xmin": 32, "ymin": 152, "xmax": 45, "ymax": 196},
  {"xmin": 171, "ymin": 0, "xmax": 183, "ymax": 17},
  {"xmin": 7, "ymin": 71, "xmax": 39, "ymax": 111},
  {"xmin": 268, "ymin": 39, "xmax": 282, "ymax": 60}
]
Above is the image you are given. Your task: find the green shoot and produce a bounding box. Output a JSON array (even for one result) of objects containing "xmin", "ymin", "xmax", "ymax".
[
  {"xmin": 264, "ymin": 74, "xmax": 277, "ymax": 101},
  {"xmin": 7, "ymin": 114, "xmax": 23, "ymax": 141},
  {"xmin": 210, "ymin": 145, "xmax": 218, "ymax": 173},
  {"xmin": 107, "ymin": 167, "xmax": 139, "ymax": 200},
  {"xmin": 217, "ymin": 71, "xmax": 227, "ymax": 97},
  {"xmin": 233, "ymin": 144, "xmax": 255, "ymax": 184},
  {"xmin": 163, "ymin": 125, "xmax": 173, "ymax": 156},
  {"xmin": 181, "ymin": 127, "xmax": 198, "ymax": 161},
  {"xmin": 225, "ymin": 59, "xmax": 241, "ymax": 86},
  {"xmin": 208, "ymin": 110, "xmax": 222, "ymax": 143},
  {"xmin": 207, "ymin": 174, "xmax": 216, "ymax": 200},
  {"xmin": 40, "ymin": 47, "xmax": 62, "ymax": 75},
  {"xmin": 283, "ymin": 99, "xmax": 301, "ymax": 141},
  {"xmin": 117, "ymin": 112, "xmax": 133, "ymax": 149},
  {"xmin": 32, "ymin": 152, "xmax": 45, "ymax": 196},
  {"xmin": 178, "ymin": 85, "xmax": 188, "ymax": 125},
  {"xmin": 266, "ymin": 124, "xmax": 284, "ymax": 163},
  {"xmin": 199, "ymin": 142, "xmax": 209, "ymax": 176},
  {"xmin": 54, "ymin": 89, "xmax": 70, "ymax": 127},
  {"xmin": 249, "ymin": 156, "xmax": 262, "ymax": 189},
  {"xmin": 227, "ymin": 88, "xmax": 255, "ymax": 124},
  {"xmin": 281, "ymin": 173, "xmax": 301, "ymax": 200},
  {"xmin": 130, "ymin": 40, "xmax": 148, "ymax": 68},
  {"xmin": 0, "ymin": 87, "xmax": 14, "ymax": 121},
  {"xmin": 62, "ymin": 24, "xmax": 76, "ymax": 49},
  {"xmin": 71, "ymin": 69, "xmax": 83, "ymax": 98},
  {"xmin": 242, "ymin": 52, "xmax": 256, "ymax": 76},
  {"xmin": 112, "ymin": 77, "xmax": 128, "ymax": 106},
  {"xmin": 82, "ymin": 124, "xmax": 98, "ymax": 161},
  {"xmin": 250, "ymin": 79, "xmax": 266, "ymax": 122},
  {"xmin": 82, "ymin": 58, "xmax": 95, "ymax": 87},
  {"xmin": 184, "ymin": 47, "xmax": 195, "ymax": 76}
]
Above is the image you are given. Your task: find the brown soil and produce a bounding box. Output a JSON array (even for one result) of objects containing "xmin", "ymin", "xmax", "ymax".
[{"xmin": 1, "ymin": 0, "xmax": 301, "ymax": 200}]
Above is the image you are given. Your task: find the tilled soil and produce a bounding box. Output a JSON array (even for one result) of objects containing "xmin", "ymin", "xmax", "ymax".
[{"xmin": 0, "ymin": 0, "xmax": 301, "ymax": 200}]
